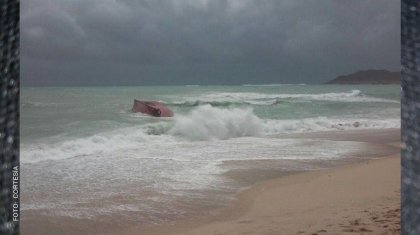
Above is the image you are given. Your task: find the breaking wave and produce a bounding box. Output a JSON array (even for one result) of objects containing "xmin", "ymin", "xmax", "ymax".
[
  {"xmin": 21, "ymin": 101, "xmax": 64, "ymax": 107},
  {"xmin": 22, "ymin": 105, "xmax": 399, "ymax": 164},
  {"xmin": 168, "ymin": 90, "xmax": 399, "ymax": 107},
  {"xmin": 169, "ymin": 105, "xmax": 263, "ymax": 140},
  {"xmin": 242, "ymin": 83, "xmax": 306, "ymax": 86}
]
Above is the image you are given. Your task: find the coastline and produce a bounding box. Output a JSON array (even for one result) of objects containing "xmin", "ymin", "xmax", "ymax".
[
  {"xmin": 115, "ymin": 129, "xmax": 401, "ymax": 235},
  {"xmin": 145, "ymin": 155, "xmax": 400, "ymax": 235},
  {"xmin": 21, "ymin": 129, "xmax": 400, "ymax": 235}
]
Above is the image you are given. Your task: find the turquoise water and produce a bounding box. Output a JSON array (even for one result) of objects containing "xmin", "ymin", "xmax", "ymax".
[
  {"xmin": 21, "ymin": 85, "xmax": 400, "ymax": 225},
  {"xmin": 21, "ymin": 85, "xmax": 400, "ymax": 144}
]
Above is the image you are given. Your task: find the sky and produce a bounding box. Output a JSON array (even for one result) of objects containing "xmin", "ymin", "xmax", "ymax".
[{"xmin": 21, "ymin": 0, "xmax": 400, "ymax": 86}]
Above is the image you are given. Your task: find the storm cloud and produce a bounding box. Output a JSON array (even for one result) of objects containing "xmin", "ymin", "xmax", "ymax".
[{"xmin": 21, "ymin": 0, "xmax": 400, "ymax": 85}]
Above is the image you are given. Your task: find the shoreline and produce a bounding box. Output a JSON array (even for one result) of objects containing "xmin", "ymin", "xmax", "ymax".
[
  {"xmin": 21, "ymin": 129, "xmax": 400, "ymax": 235},
  {"xmin": 115, "ymin": 129, "xmax": 401, "ymax": 235},
  {"xmin": 138, "ymin": 155, "xmax": 400, "ymax": 235}
]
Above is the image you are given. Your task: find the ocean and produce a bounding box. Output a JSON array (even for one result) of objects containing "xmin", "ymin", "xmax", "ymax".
[{"xmin": 21, "ymin": 85, "xmax": 400, "ymax": 228}]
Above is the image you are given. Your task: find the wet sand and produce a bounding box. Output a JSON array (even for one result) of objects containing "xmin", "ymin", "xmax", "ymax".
[
  {"xmin": 116, "ymin": 129, "xmax": 401, "ymax": 235},
  {"xmin": 136, "ymin": 155, "xmax": 399, "ymax": 235},
  {"xmin": 22, "ymin": 129, "xmax": 400, "ymax": 235}
]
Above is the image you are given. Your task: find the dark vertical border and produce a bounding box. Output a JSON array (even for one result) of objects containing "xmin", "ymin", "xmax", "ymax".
[
  {"xmin": 0, "ymin": 0, "xmax": 19, "ymax": 234},
  {"xmin": 0, "ymin": 1, "xmax": 415, "ymax": 235},
  {"xmin": 401, "ymin": 0, "xmax": 420, "ymax": 234}
]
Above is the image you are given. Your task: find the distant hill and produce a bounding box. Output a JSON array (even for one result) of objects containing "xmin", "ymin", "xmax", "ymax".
[{"xmin": 326, "ymin": 70, "xmax": 400, "ymax": 84}]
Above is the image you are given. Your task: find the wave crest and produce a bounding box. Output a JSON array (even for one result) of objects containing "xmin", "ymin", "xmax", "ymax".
[
  {"xmin": 169, "ymin": 105, "xmax": 263, "ymax": 140},
  {"xmin": 22, "ymin": 105, "xmax": 400, "ymax": 164},
  {"xmin": 169, "ymin": 90, "xmax": 398, "ymax": 107}
]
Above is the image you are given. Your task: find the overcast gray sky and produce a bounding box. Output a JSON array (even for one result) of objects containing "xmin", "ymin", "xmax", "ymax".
[{"xmin": 21, "ymin": 0, "xmax": 400, "ymax": 86}]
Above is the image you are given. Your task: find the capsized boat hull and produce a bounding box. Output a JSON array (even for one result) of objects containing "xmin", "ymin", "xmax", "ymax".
[{"xmin": 132, "ymin": 100, "xmax": 174, "ymax": 117}]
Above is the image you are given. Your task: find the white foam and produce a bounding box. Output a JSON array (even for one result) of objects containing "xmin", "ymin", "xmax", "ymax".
[
  {"xmin": 169, "ymin": 105, "xmax": 263, "ymax": 140},
  {"xmin": 21, "ymin": 105, "xmax": 400, "ymax": 164},
  {"xmin": 22, "ymin": 106, "xmax": 398, "ymax": 221},
  {"xmin": 21, "ymin": 126, "xmax": 175, "ymax": 163},
  {"xmin": 167, "ymin": 106, "xmax": 399, "ymax": 138},
  {"xmin": 242, "ymin": 83, "xmax": 306, "ymax": 86},
  {"xmin": 172, "ymin": 90, "xmax": 399, "ymax": 106},
  {"xmin": 22, "ymin": 134, "xmax": 373, "ymax": 219},
  {"xmin": 21, "ymin": 101, "xmax": 63, "ymax": 107},
  {"xmin": 263, "ymin": 117, "xmax": 400, "ymax": 134}
]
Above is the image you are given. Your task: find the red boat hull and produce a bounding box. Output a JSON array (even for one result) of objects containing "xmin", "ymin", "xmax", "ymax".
[{"xmin": 132, "ymin": 100, "xmax": 174, "ymax": 117}]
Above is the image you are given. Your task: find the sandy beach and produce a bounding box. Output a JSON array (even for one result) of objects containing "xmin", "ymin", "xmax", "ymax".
[
  {"xmin": 21, "ymin": 129, "xmax": 400, "ymax": 235},
  {"xmin": 101, "ymin": 129, "xmax": 400, "ymax": 235},
  {"xmin": 144, "ymin": 156, "xmax": 400, "ymax": 235},
  {"xmin": 21, "ymin": 1, "xmax": 401, "ymax": 234}
]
